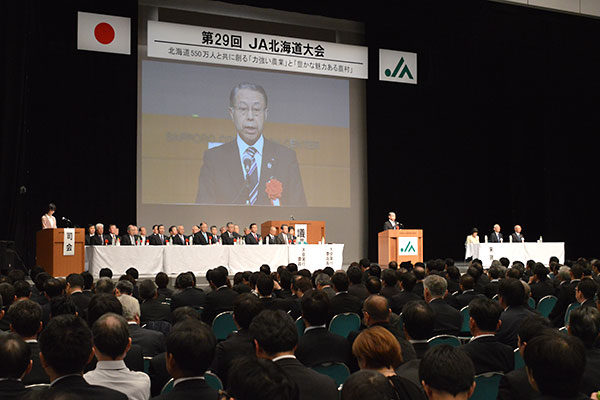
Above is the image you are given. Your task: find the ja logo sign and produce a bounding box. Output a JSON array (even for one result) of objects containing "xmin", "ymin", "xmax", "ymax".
[
  {"xmin": 379, "ymin": 49, "xmax": 417, "ymax": 85},
  {"xmin": 398, "ymin": 237, "xmax": 418, "ymax": 256}
]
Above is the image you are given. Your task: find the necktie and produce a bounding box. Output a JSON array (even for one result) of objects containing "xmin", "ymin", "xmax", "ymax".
[
  {"xmin": 243, "ymin": 146, "xmax": 259, "ymax": 205},
  {"xmin": 203, "ymin": 232, "xmax": 208, "ymax": 243}
]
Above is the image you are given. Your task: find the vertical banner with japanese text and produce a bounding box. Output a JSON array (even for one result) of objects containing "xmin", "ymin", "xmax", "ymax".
[
  {"xmin": 63, "ymin": 228, "xmax": 75, "ymax": 256},
  {"xmin": 294, "ymin": 224, "xmax": 308, "ymax": 244}
]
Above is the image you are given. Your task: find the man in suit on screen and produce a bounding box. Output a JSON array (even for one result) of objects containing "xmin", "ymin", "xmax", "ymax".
[{"xmin": 196, "ymin": 83, "xmax": 306, "ymax": 206}]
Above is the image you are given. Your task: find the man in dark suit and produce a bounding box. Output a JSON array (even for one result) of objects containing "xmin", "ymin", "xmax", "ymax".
[
  {"xmin": 66, "ymin": 273, "xmax": 90, "ymax": 318},
  {"xmin": 139, "ymin": 280, "xmax": 171, "ymax": 324},
  {"xmin": 170, "ymin": 273, "xmax": 206, "ymax": 311},
  {"xmin": 171, "ymin": 225, "xmax": 188, "ymax": 245},
  {"xmin": 220, "ymin": 222, "xmax": 237, "ymax": 245},
  {"xmin": 196, "ymin": 83, "xmax": 306, "ymax": 206},
  {"xmin": 244, "ymin": 222, "xmax": 261, "ymax": 244},
  {"xmin": 496, "ymin": 278, "xmax": 535, "ymax": 348},
  {"xmin": 329, "ymin": 271, "xmax": 362, "ymax": 317},
  {"xmin": 390, "ymin": 271, "xmax": 421, "ymax": 314},
  {"xmin": 148, "ymin": 224, "xmax": 167, "ymax": 245},
  {"xmin": 212, "ymin": 293, "xmax": 263, "ymax": 387},
  {"xmin": 296, "ymin": 290, "xmax": 352, "ymax": 367},
  {"xmin": 91, "ymin": 223, "xmax": 108, "ymax": 245},
  {"xmin": 576, "ymin": 278, "xmax": 598, "ymax": 309},
  {"xmin": 347, "ymin": 265, "xmax": 369, "ymax": 302},
  {"xmin": 250, "ymin": 309, "xmax": 338, "ymax": 400},
  {"xmin": 6, "ymin": 300, "xmax": 49, "ymax": 384},
  {"xmin": 454, "ymin": 274, "xmax": 484, "ymax": 310},
  {"xmin": 567, "ymin": 306, "xmax": 600, "ymax": 396},
  {"xmin": 423, "ymin": 275, "xmax": 462, "ymax": 336},
  {"xmin": 152, "ymin": 319, "xmax": 218, "ymax": 400},
  {"xmin": 202, "ymin": 267, "xmax": 238, "ymax": 324},
  {"xmin": 85, "ymin": 224, "xmax": 96, "ymax": 245},
  {"xmin": 38, "ymin": 314, "xmax": 127, "ymax": 399},
  {"xmin": 529, "ymin": 263, "xmax": 556, "ymax": 304},
  {"xmin": 276, "ymin": 224, "xmax": 292, "ymax": 244},
  {"xmin": 257, "ymin": 274, "xmax": 291, "ymax": 312},
  {"xmin": 120, "ymin": 294, "xmax": 165, "ymax": 357},
  {"xmin": 498, "ymin": 314, "xmax": 551, "ymax": 400},
  {"xmin": 459, "ymin": 298, "xmax": 514, "ymax": 374},
  {"xmin": 263, "ymin": 226, "xmax": 278, "ymax": 244},
  {"xmin": 120, "ymin": 225, "xmax": 140, "ymax": 246},
  {"xmin": 488, "ymin": 224, "xmax": 504, "ymax": 242},
  {"xmin": 484, "ymin": 265, "xmax": 502, "ymax": 299},
  {"xmin": 380, "ymin": 269, "xmax": 402, "ymax": 300},
  {"xmin": 509, "ymin": 224, "xmax": 525, "ymax": 242},
  {"xmin": 549, "ymin": 265, "xmax": 578, "ymax": 327},
  {"xmin": 383, "ymin": 211, "xmax": 401, "ymax": 230},
  {"xmin": 193, "ymin": 222, "xmax": 216, "ymax": 245},
  {"xmin": 0, "ymin": 333, "xmax": 31, "ymax": 400}
]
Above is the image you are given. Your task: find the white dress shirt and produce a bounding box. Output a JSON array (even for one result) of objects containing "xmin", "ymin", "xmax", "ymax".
[{"xmin": 84, "ymin": 360, "xmax": 150, "ymax": 400}]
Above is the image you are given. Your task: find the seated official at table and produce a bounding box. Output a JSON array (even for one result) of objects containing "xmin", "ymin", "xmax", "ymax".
[
  {"xmin": 510, "ymin": 225, "xmax": 525, "ymax": 242},
  {"xmin": 488, "ymin": 224, "xmax": 503, "ymax": 243},
  {"xmin": 193, "ymin": 222, "xmax": 216, "ymax": 245},
  {"xmin": 245, "ymin": 223, "xmax": 261, "ymax": 244},
  {"xmin": 91, "ymin": 223, "xmax": 108, "ymax": 246},
  {"xmin": 121, "ymin": 225, "xmax": 140, "ymax": 246},
  {"xmin": 148, "ymin": 224, "xmax": 167, "ymax": 245},
  {"xmin": 221, "ymin": 222, "xmax": 236, "ymax": 245},
  {"xmin": 138, "ymin": 226, "xmax": 148, "ymax": 244},
  {"xmin": 465, "ymin": 228, "xmax": 479, "ymax": 245},
  {"xmin": 86, "ymin": 224, "xmax": 95, "ymax": 245},
  {"xmin": 263, "ymin": 226, "xmax": 278, "ymax": 244},
  {"xmin": 41, "ymin": 202, "xmax": 57, "ymax": 229},
  {"xmin": 383, "ymin": 211, "xmax": 400, "ymax": 230}
]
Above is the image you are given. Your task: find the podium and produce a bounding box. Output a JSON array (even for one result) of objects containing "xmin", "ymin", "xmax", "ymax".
[
  {"xmin": 36, "ymin": 228, "xmax": 85, "ymax": 277},
  {"xmin": 261, "ymin": 220, "xmax": 325, "ymax": 244},
  {"xmin": 378, "ymin": 229, "xmax": 423, "ymax": 265}
]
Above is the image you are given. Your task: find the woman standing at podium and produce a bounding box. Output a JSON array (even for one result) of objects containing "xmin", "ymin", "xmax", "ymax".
[{"xmin": 41, "ymin": 203, "xmax": 57, "ymax": 229}]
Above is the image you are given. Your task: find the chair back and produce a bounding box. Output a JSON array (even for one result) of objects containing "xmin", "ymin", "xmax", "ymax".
[
  {"xmin": 513, "ymin": 348, "xmax": 524, "ymax": 370},
  {"xmin": 460, "ymin": 306, "xmax": 471, "ymax": 334},
  {"xmin": 205, "ymin": 371, "xmax": 224, "ymax": 390},
  {"xmin": 536, "ymin": 295, "xmax": 557, "ymax": 318},
  {"xmin": 296, "ymin": 316, "xmax": 305, "ymax": 337},
  {"xmin": 470, "ymin": 372, "xmax": 504, "ymax": 400},
  {"xmin": 427, "ymin": 334, "xmax": 461, "ymax": 348},
  {"xmin": 564, "ymin": 302, "xmax": 581, "ymax": 326},
  {"xmin": 492, "ymin": 294, "xmax": 499, "ymax": 302},
  {"xmin": 143, "ymin": 356, "xmax": 152, "ymax": 374},
  {"xmin": 527, "ymin": 296, "xmax": 535, "ymax": 309},
  {"xmin": 161, "ymin": 378, "xmax": 174, "ymax": 394},
  {"xmin": 212, "ymin": 311, "xmax": 237, "ymax": 341},
  {"xmin": 329, "ymin": 313, "xmax": 361, "ymax": 338},
  {"xmin": 312, "ymin": 362, "xmax": 351, "ymax": 387},
  {"xmin": 143, "ymin": 320, "xmax": 172, "ymax": 336}
]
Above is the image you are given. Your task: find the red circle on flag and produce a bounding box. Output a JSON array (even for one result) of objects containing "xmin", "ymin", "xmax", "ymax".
[{"xmin": 94, "ymin": 22, "xmax": 115, "ymax": 45}]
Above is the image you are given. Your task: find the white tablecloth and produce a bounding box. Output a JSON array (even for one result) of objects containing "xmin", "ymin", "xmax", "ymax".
[
  {"xmin": 465, "ymin": 242, "xmax": 565, "ymax": 267},
  {"xmin": 85, "ymin": 246, "xmax": 164, "ymax": 277},
  {"xmin": 85, "ymin": 244, "xmax": 344, "ymax": 277}
]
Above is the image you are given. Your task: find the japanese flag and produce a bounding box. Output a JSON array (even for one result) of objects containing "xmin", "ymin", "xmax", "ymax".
[{"xmin": 77, "ymin": 12, "xmax": 131, "ymax": 55}]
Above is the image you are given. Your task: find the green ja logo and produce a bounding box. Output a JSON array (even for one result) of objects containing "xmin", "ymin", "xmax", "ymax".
[{"xmin": 385, "ymin": 57, "xmax": 414, "ymax": 80}]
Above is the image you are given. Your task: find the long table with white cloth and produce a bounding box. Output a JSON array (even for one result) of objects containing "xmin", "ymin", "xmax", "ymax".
[
  {"xmin": 465, "ymin": 242, "xmax": 565, "ymax": 267},
  {"xmin": 85, "ymin": 244, "xmax": 344, "ymax": 277}
]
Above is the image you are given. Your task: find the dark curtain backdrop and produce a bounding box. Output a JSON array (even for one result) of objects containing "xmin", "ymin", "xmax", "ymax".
[
  {"xmin": 2, "ymin": 0, "xmax": 599, "ymax": 269},
  {"xmin": 0, "ymin": 0, "xmax": 137, "ymax": 268}
]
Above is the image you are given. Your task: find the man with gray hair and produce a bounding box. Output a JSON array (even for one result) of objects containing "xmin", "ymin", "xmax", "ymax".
[
  {"xmin": 115, "ymin": 280, "xmax": 134, "ymax": 297},
  {"xmin": 119, "ymin": 294, "xmax": 164, "ymax": 357},
  {"xmin": 195, "ymin": 82, "xmax": 306, "ymax": 206},
  {"xmin": 423, "ymin": 274, "xmax": 462, "ymax": 335},
  {"xmin": 84, "ymin": 313, "xmax": 150, "ymax": 400},
  {"xmin": 95, "ymin": 277, "xmax": 115, "ymax": 294},
  {"xmin": 315, "ymin": 273, "xmax": 335, "ymax": 299},
  {"xmin": 92, "ymin": 223, "xmax": 107, "ymax": 245},
  {"xmin": 489, "ymin": 224, "xmax": 503, "ymax": 243}
]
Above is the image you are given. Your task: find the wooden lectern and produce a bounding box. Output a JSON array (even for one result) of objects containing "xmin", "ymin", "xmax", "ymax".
[
  {"xmin": 378, "ymin": 229, "xmax": 423, "ymax": 265},
  {"xmin": 261, "ymin": 220, "xmax": 325, "ymax": 244},
  {"xmin": 36, "ymin": 228, "xmax": 85, "ymax": 277}
]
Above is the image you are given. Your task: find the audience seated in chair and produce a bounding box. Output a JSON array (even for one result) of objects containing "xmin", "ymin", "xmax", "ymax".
[
  {"xmin": 566, "ymin": 306, "xmax": 600, "ymax": 396},
  {"xmin": 226, "ymin": 357, "xmax": 299, "ymax": 400},
  {"xmin": 0, "ymin": 333, "xmax": 32, "ymax": 400},
  {"xmin": 495, "ymin": 278, "xmax": 535, "ymax": 348},
  {"xmin": 139, "ymin": 279, "xmax": 172, "ymax": 324},
  {"xmin": 203, "ymin": 267, "xmax": 238, "ymax": 324},
  {"xmin": 423, "ymin": 275, "xmax": 462, "ymax": 336},
  {"xmin": 119, "ymin": 293, "xmax": 165, "ymax": 357},
  {"xmin": 418, "ymin": 344, "xmax": 476, "ymax": 400}
]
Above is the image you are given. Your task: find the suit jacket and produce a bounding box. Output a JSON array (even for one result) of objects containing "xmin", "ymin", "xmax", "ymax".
[
  {"xmin": 484, "ymin": 280, "xmax": 500, "ymax": 299},
  {"xmin": 263, "ymin": 234, "xmax": 277, "ymax": 244},
  {"xmin": 549, "ymin": 279, "xmax": 577, "ymax": 327},
  {"xmin": 329, "ymin": 292, "xmax": 363, "ymax": 318},
  {"xmin": 85, "ymin": 234, "xmax": 94, "ymax": 245},
  {"xmin": 244, "ymin": 232, "xmax": 261, "ymax": 244},
  {"xmin": 276, "ymin": 232, "xmax": 291, "ymax": 244},
  {"xmin": 128, "ymin": 323, "xmax": 165, "ymax": 357},
  {"xmin": 259, "ymin": 296, "xmax": 292, "ymax": 312},
  {"xmin": 202, "ymin": 287, "xmax": 239, "ymax": 324},
  {"xmin": 45, "ymin": 375, "xmax": 127, "ymax": 400},
  {"xmin": 498, "ymin": 367, "xmax": 539, "ymax": 400},
  {"xmin": 383, "ymin": 220, "xmax": 400, "ymax": 230},
  {"xmin": 149, "ymin": 352, "xmax": 169, "ymax": 397},
  {"xmin": 151, "ymin": 377, "xmax": 218, "ymax": 400},
  {"xmin": 211, "ymin": 329, "xmax": 255, "ymax": 388},
  {"xmin": 380, "ymin": 285, "xmax": 402, "ymax": 301},
  {"xmin": 390, "ymin": 290, "xmax": 421, "ymax": 315},
  {"xmin": 429, "ymin": 298, "xmax": 463, "ymax": 335},
  {"xmin": 171, "ymin": 234, "xmax": 187, "ymax": 245},
  {"xmin": 295, "ymin": 326, "xmax": 352, "ymax": 367},
  {"xmin": 274, "ymin": 357, "xmax": 338, "ymax": 400},
  {"xmin": 454, "ymin": 290, "xmax": 484, "ymax": 310},
  {"xmin": 23, "ymin": 341, "xmax": 50, "ymax": 385},
  {"xmin": 91, "ymin": 234, "xmax": 109, "ymax": 246},
  {"xmin": 496, "ymin": 305, "xmax": 535, "ymax": 348},
  {"xmin": 460, "ymin": 335, "xmax": 514, "ymax": 374},
  {"xmin": 221, "ymin": 231, "xmax": 235, "ymax": 245},
  {"xmin": 581, "ymin": 346, "xmax": 600, "ymax": 396},
  {"xmin": 0, "ymin": 379, "xmax": 29, "ymax": 400},
  {"xmin": 170, "ymin": 287, "xmax": 206, "ymax": 311},
  {"xmin": 196, "ymin": 137, "xmax": 307, "ymax": 206},
  {"xmin": 120, "ymin": 234, "xmax": 141, "ymax": 246},
  {"xmin": 530, "ymin": 280, "xmax": 555, "ymax": 304},
  {"xmin": 510, "ymin": 232, "xmax": 525, "ymax": 242},
  {"xmin": 140, "ymin": 298, "xmax": 172, "ymax": 324},
  {"xmin": 70, "ymin": 291, "xmax": 91, "ymax": 319},
  {"xmin": 193, "ymin": 231, "xmax": 215, "ymax": 245},
  {"xmin": 148, "ymin": 233, "xmax": 166, "ymax": 246},
  {"xmin": 489, "ymin": 232, "xmax": 504, "ymax": 242}
]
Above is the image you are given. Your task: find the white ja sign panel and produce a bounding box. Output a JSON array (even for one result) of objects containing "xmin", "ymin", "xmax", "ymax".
[
  {"xmin": 398, "ymin": 237, "xmax": 418, "ymax": 256},
  {"xmin": 379, "ymin": 49, "xmax": 417, "ymax": 84}
]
